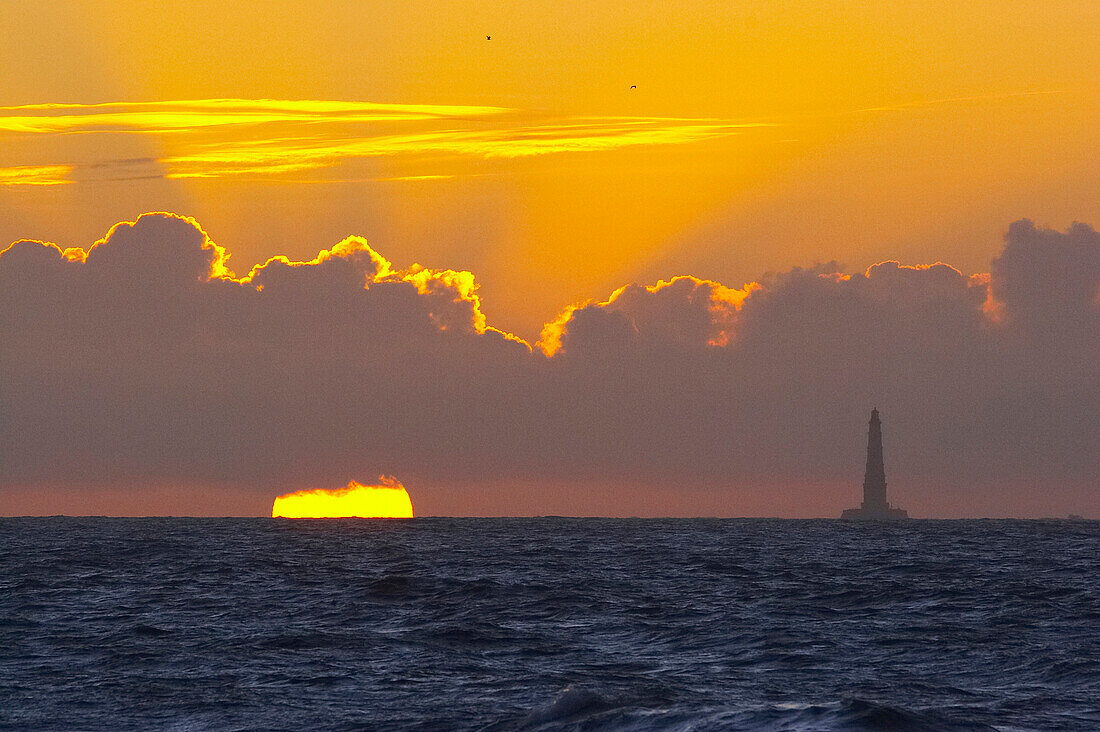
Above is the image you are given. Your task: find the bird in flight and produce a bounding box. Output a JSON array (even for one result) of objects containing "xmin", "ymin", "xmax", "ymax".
[
  {"xmin": 630, "ymin": 85, "xmax": 637, "ymax": 89},
  {"xmin": 486, "ymin": 35, "xmax": 491, "ymax": 40}
]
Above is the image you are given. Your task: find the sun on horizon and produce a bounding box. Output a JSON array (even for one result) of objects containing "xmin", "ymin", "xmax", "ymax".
[{"xmin": 271, "ymin": 478, "xmax": 414, "ymax": 519}]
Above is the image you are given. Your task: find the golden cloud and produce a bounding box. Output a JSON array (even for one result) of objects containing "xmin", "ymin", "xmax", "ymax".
[
  {"xmin": 537, "ymin": 275, "xmax": 758, "ymax": 355},
  {"xmin": 0, "ymin": 99, "xmax": 509, "ymax": 134},
  {"xmin": 0, "ymin": 98, "xmax": 772, "ymax": 182},
  {"xmin": 0, "ymin": 164, "xmax": 73, "ymax": 186}
]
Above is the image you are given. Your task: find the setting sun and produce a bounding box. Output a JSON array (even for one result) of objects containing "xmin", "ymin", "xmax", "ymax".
[{"xmin": 271, "ymin": 478, "xmax": 414, "ymax": 519}]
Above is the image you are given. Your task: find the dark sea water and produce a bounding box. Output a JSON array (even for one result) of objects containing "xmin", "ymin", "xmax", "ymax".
[{"xmin": 2, "ymin": 518, "xmax": 1098, "ymax": 731}]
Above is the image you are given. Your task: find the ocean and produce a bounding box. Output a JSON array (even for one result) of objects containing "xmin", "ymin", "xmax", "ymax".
[{"xmin": 2, "ymin": 518, "xmax": 1098, "ymax": 731}]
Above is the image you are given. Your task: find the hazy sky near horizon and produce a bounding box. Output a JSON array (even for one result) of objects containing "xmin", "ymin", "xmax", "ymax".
[{"xmin": 2, "ymin": 2, "xmax": 1098, "ymax": 516}]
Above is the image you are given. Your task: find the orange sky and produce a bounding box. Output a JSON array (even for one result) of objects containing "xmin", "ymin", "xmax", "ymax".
[
  {"xmin": 3, "ymin": 1, "xmax": 1098, "ymax": 339},
  {"xmin": 2, "ymin": 3, "xmax": 1099, "ymax": 518}
]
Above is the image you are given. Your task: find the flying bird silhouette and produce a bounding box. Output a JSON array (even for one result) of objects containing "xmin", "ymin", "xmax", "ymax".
[
  {"xmin": 486, "ymin": 35, "xmax": 491, "ymax": 40},
  {"xmin": 630, "ymin": 85, "xmax": 637, "ymax": 89}
]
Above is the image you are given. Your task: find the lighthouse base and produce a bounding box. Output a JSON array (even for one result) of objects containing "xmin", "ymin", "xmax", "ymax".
[{"xmin": 841, "ymin": 505, "xmax": 909, "ymax": 520}]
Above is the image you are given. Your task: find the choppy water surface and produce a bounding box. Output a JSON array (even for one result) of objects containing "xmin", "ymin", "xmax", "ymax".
[{"xmin": 2, "ymin": 518, "xmax": 1098, "ymax": 730}]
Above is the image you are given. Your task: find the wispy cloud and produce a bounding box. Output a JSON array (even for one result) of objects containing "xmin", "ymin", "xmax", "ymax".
[
  {"xmin": 375, "ymin": 174, "xmax": 458, "ymax": 182},
  {"xmin": 0, "ymin": 164, "xmax": 73, "ymax": 186},
  {"xmin": 0, "ymin": 98, "xmax": 771, "ymax": 184},
  {"xmin": 160, "ymin": 120, "xmax": 769, "ymax": 179},
  {"xmin": 841, "ymin": 89, "xmax": 1065, "ymax": 116},
  {"xmin": 0, "ymin": 91, "xmax": 1062, "ymax": 185},
  {"xmin": 0, "ymin": 98, "xmax": 508, "ymax": 134}
]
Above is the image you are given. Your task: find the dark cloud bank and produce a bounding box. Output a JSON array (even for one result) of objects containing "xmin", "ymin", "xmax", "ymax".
[{"xmin": 2, "ymin": 214, "xmax": 1097, "ymax": 516}]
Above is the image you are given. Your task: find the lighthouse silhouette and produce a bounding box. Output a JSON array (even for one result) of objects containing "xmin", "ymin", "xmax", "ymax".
[{"xmin": 842, "ymin": 408, "xmax": 909, "ymax": 519}]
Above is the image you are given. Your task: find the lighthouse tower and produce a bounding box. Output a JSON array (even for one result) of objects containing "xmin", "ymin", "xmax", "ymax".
[
  {"xmin": 841, "ymin": 408, "xmax": 909, "ymax": 519},
  {"xmin": 862, "ymin": 408, "xmax": 888, "ymax": 511}
]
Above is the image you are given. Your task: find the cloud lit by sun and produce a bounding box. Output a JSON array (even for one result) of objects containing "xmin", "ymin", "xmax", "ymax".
[
  {"xmin": 272, "ymin": 478, "xmax": 414, "ymax": 519},
  {"xmin": 0, "ymin": 98, "xmax": 764, "ymax": 185}
]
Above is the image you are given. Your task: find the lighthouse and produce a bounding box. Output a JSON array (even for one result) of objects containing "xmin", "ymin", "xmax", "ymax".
[{"xmin": 841, "ymin": 408, "xmax": 909, "ymax": 519}]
